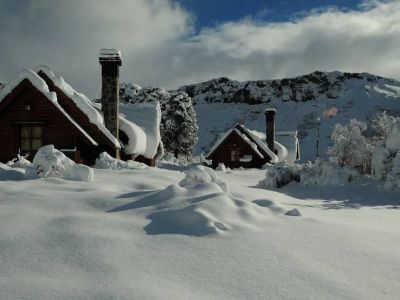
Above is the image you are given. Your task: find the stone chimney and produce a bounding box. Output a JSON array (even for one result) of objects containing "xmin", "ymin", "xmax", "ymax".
[
  {"xmin": 265, "ymin": 108, "xmax": 276, "ymax": 153},
  {"xmin": 99, "ymin": 48, "xmax": 122, "ymax": 157}
]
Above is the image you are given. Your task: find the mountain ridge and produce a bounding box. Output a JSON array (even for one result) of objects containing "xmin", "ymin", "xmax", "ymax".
[{"xmin": 177, "ymin": 71, "xmax": 399, "ymax": 105}]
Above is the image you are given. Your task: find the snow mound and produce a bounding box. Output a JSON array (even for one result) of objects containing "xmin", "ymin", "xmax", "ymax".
[
  {"xmin": 0, "ymin": 164, "xmax": 26, "ymax": 181},
  {"xmin": 94, "ymin": 152, "xmax": 147, "ymax": 170},
  {"xmin": 253, "ymin": 199, "xmax": 285, "ymax": 214},
  {"xmin": 29, "ymin": 145, "xmax": 93, "ymax": 182},
  {"xmin": 143, "ymin": 182, "xmax": 263, "ymax": 236},
  {"xmin": 285, "ymin": 208, "xmax": 302, "ymax": 217},
  {"xmin": 179, "ymin": 165, "xmax": 229, "ymax": 192},
  {"xmin": 215, "ymin": 163, "xmax": 227, "ymax": 171}
]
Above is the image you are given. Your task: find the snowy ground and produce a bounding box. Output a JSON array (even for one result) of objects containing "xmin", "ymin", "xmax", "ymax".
[{"xmin": 1, "ymin": 164, "xmax": 399, "ymax": 299}]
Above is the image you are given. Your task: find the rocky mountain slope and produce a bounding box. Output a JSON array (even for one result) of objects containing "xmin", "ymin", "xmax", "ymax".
[
  {"xmin": 176, "ymin": 71, "xmax": 400, "ymax": 160},
  {"xmin": 178, "ymin": 71, "xmax": 399, "ymax": 105}
]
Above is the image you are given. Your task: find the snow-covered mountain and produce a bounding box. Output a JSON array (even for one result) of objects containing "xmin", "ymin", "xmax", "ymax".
[
  {"xmin": 178, "ymin": 71, "xmax": 399, "ymax": 104},
  {"xmin": 0, "ymin": 81, "xmax": 4, "ymax": 91},
  {"xmin": 176, "ymin": 71, "xmax": 400, "ymax": 160}
]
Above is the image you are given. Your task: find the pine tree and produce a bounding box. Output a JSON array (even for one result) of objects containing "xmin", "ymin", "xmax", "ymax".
[{"xmin": 162, "ymin": 91, "xmax": 198, "ymax": 158}]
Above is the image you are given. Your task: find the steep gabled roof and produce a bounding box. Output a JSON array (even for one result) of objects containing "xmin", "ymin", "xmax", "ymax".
[
  {"xmin": 34, "ymin": 65, "xmax": 120, "ymax": 149},
  {"xmin": 206, "ymin": 123, "xmax": 279, "ymax": 163},
  {"xmin": 0, "ymin": 69, "xmax": 98, "ymax": 146}
]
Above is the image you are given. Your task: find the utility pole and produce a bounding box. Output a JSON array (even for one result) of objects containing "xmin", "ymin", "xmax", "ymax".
[{"xmin": 316, "ymin": 117, "xmax": 320, "ymax": 160}]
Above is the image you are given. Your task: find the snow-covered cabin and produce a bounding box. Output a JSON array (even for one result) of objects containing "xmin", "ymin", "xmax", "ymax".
[
  {"xmin": 0, "ymin": 50, "xmax": 162, "ymax": 166},
  {"xmin": 206, "ymin": 109, "xmax": 300, "ymax": 168}
]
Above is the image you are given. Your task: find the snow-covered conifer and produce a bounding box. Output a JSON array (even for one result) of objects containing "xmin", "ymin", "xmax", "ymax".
[{"xmin": 162, "ymin": 91, "xmax": 198, "ymax": 158}]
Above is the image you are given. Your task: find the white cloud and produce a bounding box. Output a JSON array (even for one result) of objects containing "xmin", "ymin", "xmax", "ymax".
[{"xmin": 0, "ymin": 0, "xmax": 400, "ymax": 97}]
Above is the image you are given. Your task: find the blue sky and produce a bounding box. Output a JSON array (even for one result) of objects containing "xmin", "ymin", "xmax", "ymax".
[
  {"xmin": 0, "ymin": 0, "xmax": 399, "ymax": 96},
  {"xmin": 178, "ymin": 0, "xmax": 363, "ymax": 29}
]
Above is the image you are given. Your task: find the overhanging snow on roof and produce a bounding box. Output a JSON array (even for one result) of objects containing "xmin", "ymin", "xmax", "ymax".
[
  {"xmin": 119, "ymin": 101, "xmax": 162, "ymax": 159},
  {"xmin": 34, "ymin": 65, "xmax": 120, "ymax": 148}
]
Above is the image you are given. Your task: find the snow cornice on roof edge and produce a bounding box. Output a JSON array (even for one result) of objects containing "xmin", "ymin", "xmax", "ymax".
[{"xmin": 34, "ymin": 65, "xmax": 120, "ymax": 148}]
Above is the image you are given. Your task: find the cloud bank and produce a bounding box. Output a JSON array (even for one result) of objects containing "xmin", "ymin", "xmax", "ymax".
[{"xmin": 0, "ymin": 0, "xmax": 399, "ymax": 97}]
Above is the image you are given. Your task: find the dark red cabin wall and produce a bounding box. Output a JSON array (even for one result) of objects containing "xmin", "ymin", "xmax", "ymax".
[
  {"xmin": 210, "ymin": 132, "xmax": 266, "ymax": 169},
  {"xmin": 0, "ymin": 82, "xmax": 95, "ymax": 163}
]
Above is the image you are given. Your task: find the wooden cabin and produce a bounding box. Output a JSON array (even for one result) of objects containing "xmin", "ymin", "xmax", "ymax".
[
  {"xmin": 206, "ymin": 123, "xmax": 277, "ymax": 169},
  {"xmin": 0, "ymin": 50, "xmax": 162, "ymax": 166},
  {"xmin": 0, "ymin": 70, "xmax": 118, "ymax": 164},
  {"xmin": 206, "ymin": 110, "xmax": 300, "ymax": 169}
]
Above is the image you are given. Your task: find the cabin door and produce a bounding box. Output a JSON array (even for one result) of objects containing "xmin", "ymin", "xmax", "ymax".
[{"xmin": 230, "ymin": 147, "xmax": 241, "ymax": 168}]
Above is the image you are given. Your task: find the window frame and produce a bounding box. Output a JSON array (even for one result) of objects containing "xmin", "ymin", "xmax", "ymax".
[{"xmin": 18, "ymin": 124, "xmax": 44, "ymax": 153}]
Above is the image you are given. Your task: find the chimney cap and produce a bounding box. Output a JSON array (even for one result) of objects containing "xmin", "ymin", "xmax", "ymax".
[
  {"xmin": 99, "ymin": 48, "xmax": 122, "ymax": 65},
  {"xmin": 265, "ymin": 108, "xmax": 276, "ymax": 113}
]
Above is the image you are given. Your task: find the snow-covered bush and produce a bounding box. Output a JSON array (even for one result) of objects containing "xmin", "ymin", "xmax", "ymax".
[
  {"xmin": 95, "ymin": 152, "xmax": 147, "ymax": 170},
  {"xmin": 179, "ymin": 165, "xmax": 229, "ymax": 192},
  {"xmin": 369, "ymin": 113, "xmax": 400, "ymax": 190},
  {"xmin": 300, "ymin": 160, "xmax": 359, "ymax": 186},
  {"xmin": 257, "ymin": 161, "xmax": 358, "ymax": 189},
  {"xmin": 327, "ymin": 112, "xmax": 400, "ymax": 191},
  {"xmin": 371, "ymin": 111, "xmax": 397, "ymax": 146},
  {"xmin": 384, "ymin": 152, "xmax": 400, "ymax": 191},
  {"xmin": 29, "ymin": 145, "xmax": 93, "ymax": 181},
  {"xmin": 257, "ymin": 163, "xmax": 300, "ymax": 188},
  {"xmin": 328, "ymin": 119, "xmax": 374, "ymax": 174}
]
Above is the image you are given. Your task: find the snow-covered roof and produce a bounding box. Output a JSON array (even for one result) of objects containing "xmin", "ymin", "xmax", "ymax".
[
  {"xmin": 0, "ymin": 69, "xmax": 98, "ymax": 146},
  {"xmin": 34, "ymin": 65, "xmax": 120, "ymax": 148},
  {"xmin": 119, "ymin": 102, "xmax": 162, "ymax": 158},
  {"xmin": 250, "ymin": 129, "xmax": 300, "ymax": 164},
  {"xmin": 206, "ymin": 123, "xmax": 279, "ymax": 163},
  {"xmin": 233, "ymin": 128, "xmax": 264, "ymax": 159},
  {"xmin": 244, "ymin": 127, "xmax": 278, "ymax": 163}
]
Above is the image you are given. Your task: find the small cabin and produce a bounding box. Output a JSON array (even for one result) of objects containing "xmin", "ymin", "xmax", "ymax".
[{"xmin": 206, "ymin": 110, "xmax": 300, "ymax": 169}]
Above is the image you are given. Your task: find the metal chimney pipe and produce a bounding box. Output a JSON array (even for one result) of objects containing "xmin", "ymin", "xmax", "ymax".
[{"xmin": 265, "ymin": 108, "xmax": 276, "ymax": 153}]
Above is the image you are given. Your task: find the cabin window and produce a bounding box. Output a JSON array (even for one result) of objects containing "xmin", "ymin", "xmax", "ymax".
[
  {"xmin": 24, "ymin": 101, "xmax": 33, "ymax": 111},
  {"xmin": 231, "ymin": 149, "xmax": 241, "ymax": 161},
  {"xmin": 20, "ymin": 126, "xmax": 43, "ymax": 151}
]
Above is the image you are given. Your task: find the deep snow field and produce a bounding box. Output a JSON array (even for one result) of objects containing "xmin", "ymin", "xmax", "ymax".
[{"xmin": 1, "ymin": 163, "xmax": 400, "ymax": 299}]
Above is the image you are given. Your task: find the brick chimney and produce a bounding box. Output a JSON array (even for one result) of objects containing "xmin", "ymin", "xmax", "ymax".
[
  {"xmin": 99, "ymin": 48, "xmax": 122, "ymax": 158},
  {"xmin": 265, "ymin": 108, "xmax": 276, "ymax": 153}
]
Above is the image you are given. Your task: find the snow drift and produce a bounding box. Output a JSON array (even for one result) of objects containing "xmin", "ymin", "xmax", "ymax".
[
  {"xmin": 95, "ymin": 152, "xmax": 147, "ymax": 170},
  {"xmin": 179, "ymin": 165, "xmax": 229, "ymax": 192},
  {"xmin": 29, "ymin": 145, "xmax": 93, "ymax": 182}
]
